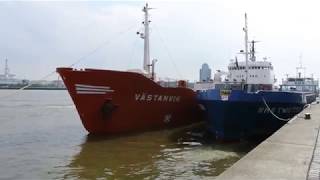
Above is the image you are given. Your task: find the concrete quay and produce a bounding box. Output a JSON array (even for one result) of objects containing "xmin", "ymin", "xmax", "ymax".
[{"xmin": 216, "ymin": 103, "xmax": 320, "ymax": 180}]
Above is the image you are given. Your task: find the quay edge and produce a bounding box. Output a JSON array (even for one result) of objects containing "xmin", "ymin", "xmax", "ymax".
[{"xmin": 216, "ymin": 102, "xmax": 320, "ymax": 180}]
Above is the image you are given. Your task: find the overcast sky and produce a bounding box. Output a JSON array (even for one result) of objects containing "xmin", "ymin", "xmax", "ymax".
[{"xmin": 0, "ymin": 0, "xmax": 319, "ymax": 82}]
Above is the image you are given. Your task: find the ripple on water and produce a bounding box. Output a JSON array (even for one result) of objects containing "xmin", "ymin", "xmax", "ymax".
[{"xmin": 0, "ymin": 90, "xmax": 259, "ymax": 180}]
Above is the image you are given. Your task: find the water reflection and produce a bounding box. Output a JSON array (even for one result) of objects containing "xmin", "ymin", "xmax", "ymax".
[
  {"xmin": 64, "ymin": 125, "xmax": 258, "ymax": 179},
  {"xmin": 0, "ymin": 91, "xmax": 262, "ymax": 179}
]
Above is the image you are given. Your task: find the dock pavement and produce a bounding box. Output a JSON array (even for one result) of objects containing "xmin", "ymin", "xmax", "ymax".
[{"xmin": 216, "ymin": 102, "xmax": 320, "ymax": 180}]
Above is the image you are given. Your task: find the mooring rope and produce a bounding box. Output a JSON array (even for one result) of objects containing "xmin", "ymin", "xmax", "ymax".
[
  {"xmin": 0, "ymin": 24, "xmax": 138, "ymax": 99},
  {"xmin": 261, "ymin": 96, "xmax": 295, "ymax": 121},
  {"xmin": 152, "ymin": 24, "xmax": 183, "ymax": 80},
  {"xmin": 0, "ymin": 70, "xmax": 57, "ymax": 99}
]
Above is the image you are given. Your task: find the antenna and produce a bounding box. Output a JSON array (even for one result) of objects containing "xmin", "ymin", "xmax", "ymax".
[
  {"xmin": 299, "ymin": 53, "xmax": 303, "ymax": 68},
  {"xmin": 4, "ymin": 58, "xmax": 9, "ymax": 79},
  {"xmin": 243, "ymin": 13, "xmax": 249, "ymax": 84},
  {"xmin": 296, "ymin": 54, "xmax": 306, "ymax": 78},
  {"xmin": 250, "ymin": 40, "xmax": 260, "ymax": 62},
  {"xmin": 285, "ymin": 73, "xmax": 289, "ymax": 78}
]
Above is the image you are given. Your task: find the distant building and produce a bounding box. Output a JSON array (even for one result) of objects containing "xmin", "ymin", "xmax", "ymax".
[
  {"xmin": 0, "ymin": 59, "xmax": 27, "ymax": 86},
  {"xmin": 200, "ymin": 63, "xmax": 211, "ymax": 82}
]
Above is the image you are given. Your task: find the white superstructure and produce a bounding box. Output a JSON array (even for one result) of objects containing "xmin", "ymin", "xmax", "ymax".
[
  {"xmin": 225, "ymin": 13, "xmax": 275, "ymax": 86},
  {"xmin": 227, "ymin": 60, "xmax": 275, "ymax": 85},
  {"xmin": 195, "ymin": 13, "xmax": 276, "ymax": 91},
  {"xmin": 280, "ymin": 65, "xmax": 319, "ymax": 95}
]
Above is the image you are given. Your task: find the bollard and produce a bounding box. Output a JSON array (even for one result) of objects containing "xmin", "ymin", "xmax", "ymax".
[{"xmin": 305, "ymin": 113, "xmax": 311, "ymax": 120}]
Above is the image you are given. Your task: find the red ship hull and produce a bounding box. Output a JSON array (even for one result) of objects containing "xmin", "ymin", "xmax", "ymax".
[{"xmin": 57, "ymin": 67, "xmax": 202, "ymax": 134}]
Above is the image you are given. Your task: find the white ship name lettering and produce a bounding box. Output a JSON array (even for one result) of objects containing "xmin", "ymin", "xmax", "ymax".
[
  {"xmin": 257, "ymin": 107, "xmax": 301, "ymax": 114},
  {"xmin": 135, "ymin": 93, "xmax": 181, "ymax": 103}
]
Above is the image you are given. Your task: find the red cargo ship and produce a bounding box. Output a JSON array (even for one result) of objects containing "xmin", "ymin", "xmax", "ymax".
[{"xmin": 57, "ymin": 4, "xmax": 201, "ymax": 134}]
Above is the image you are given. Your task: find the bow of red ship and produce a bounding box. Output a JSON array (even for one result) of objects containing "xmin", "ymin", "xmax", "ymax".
[{"xmin": 57, "ymin": 67, "xmax": 202, "ymax": 134}]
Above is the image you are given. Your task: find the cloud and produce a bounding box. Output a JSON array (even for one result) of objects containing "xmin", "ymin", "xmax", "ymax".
[
  {"xmin": 0, "ymin": 1, "xmax": 319, "ymax": 81},
  {"xmin": 0, "ymin": 1, "xmax": 142, "ymax": 79}
]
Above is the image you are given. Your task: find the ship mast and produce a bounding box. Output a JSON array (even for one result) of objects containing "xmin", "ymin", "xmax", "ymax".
[
  {"xmin": 142, "ymin": 3, "xmax": 151, "ymax": 74},
  {"xmin": 243, "ymin": 13, "xmax": 249, "ymax": 84},
  {"xmin": 137, "ymin": 3, "xmax": 157, "ymax": 79}
]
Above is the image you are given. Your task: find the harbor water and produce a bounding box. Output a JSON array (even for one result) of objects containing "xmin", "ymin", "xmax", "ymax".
[{"xmin": 0, "ymin": 90, "xmax": 258, "ymax": 179}]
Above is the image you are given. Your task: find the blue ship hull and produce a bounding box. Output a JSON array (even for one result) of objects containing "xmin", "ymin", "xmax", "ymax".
[{"xmin": 197, "ymin": 89, "xmax": 306, "ymax": 140}]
